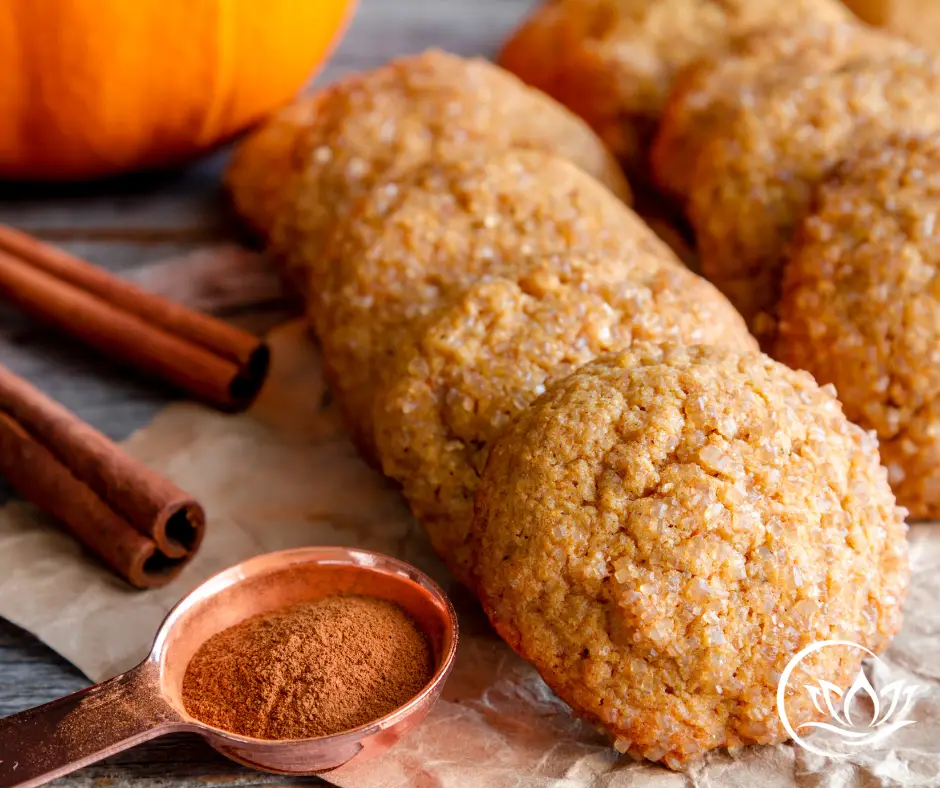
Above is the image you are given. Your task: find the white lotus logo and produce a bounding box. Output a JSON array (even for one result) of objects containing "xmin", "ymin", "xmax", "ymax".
[{"xmin": 777, "ymin": 640, "xmax": 924, "ymax": 758}]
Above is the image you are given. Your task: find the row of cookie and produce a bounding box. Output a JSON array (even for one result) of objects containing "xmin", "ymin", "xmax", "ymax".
[
  {"xmin": 471, "ymin": 9, "xmax": 919, "ymax": 764},
  {"xmin": 500, "ymin": 8, "xmax": 940, "ymax": 517},
  {"xmin": 229, "ymin": 61, "xmax": 758, "ymax": 580},
  {"xmin": 225, "ymin": 50, "xmax": 751, "ymax": 454},
  {"xmin": 649, "ymin": 23, "xmax": 940, "ymax": 517},
  {"xmin": 353, "ymin": 176, "xmax": 908, "ymax": 764},
  {"xmin": 226, "ymin": 50, "xmax": 909, "ymax": 768}
]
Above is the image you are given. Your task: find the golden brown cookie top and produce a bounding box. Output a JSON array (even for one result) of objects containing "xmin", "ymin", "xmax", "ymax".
[
  {"xmin": 687, "ymin": 45, "xmax": 940, "ymax": 345},
  {"xmin": 373, "ymin": 255, "xmax": 755, "ymax": 587},
  {"xmin": 652, "ymin": 22, "xmax": 907, "ymax": 204},
  {"xmin": 777, "ymin": 134, "xmax": 940, "ymax": 517},
  {"xmin": 498, "ymin": 0, "xmax": 851, "ymax": 173},
  {"xmin": 312, "ymin": 149, "xmax": 669, "ymax": 455},
  {"xmin": 472, "ymin": 343, "xmax": 908, "ymax": 767},
  {"xmin": 226, "ymin": 50, "xmax": 629, "ymax": 280}
]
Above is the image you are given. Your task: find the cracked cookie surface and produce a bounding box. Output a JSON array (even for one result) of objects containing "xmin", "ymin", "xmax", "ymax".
[
  {"xmin": 373, "ymin": 256, "xmax": 755, "ymax": 587},
  {"xmin": 472, "ymin": 343, "xmax": 909, "ymax": 767},
  {"xmin": 777, "ymin": 134, "xmax": 940, "ymax": 518}
]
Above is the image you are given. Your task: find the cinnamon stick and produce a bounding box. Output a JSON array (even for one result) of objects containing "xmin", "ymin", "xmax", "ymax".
[
  {"xmin": 0, "ymin": 363, "xmax": 205, "ymax": 588},
  {"xmin": 0, "ymin": 224, "xmax": 270, "ymax": 411}
]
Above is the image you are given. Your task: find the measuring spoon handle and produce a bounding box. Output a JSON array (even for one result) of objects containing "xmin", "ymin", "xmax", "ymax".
[{"xmin": 0, "ymin": 660, "xmax": 182, "ymax": 788}]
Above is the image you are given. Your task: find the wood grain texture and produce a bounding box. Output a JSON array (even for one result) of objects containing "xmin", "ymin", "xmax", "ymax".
[{"xmin": 0, "ymin": 0, "xmax": 532, "ymax": 784}]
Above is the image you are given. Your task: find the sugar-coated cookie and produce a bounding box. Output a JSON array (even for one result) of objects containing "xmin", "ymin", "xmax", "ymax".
[
  {"xmin": 472, "ymin": 343, "xmax": 909, "ymax": 767},
  {"xmin": 777, "ymin": 134, "xmax": 940, "ymax": 518}
]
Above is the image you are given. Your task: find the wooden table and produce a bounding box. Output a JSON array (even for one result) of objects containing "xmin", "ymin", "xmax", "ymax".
[{"xmin": 0, "ymin": 1, "xmax": 529, "ymax": 783}]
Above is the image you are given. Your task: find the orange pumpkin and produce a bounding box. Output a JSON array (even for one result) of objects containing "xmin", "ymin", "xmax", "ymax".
[{"xmin": 0, "ymin": 0, "xmax": 356, "ymax": 180}]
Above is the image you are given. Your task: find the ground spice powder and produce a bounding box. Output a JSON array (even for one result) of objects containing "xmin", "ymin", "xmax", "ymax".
[{"xmin": 181, "ymin": 594, "xmax": 434, "ymax": 739}]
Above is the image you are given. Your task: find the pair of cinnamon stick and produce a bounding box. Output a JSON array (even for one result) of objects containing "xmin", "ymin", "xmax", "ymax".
[
  {"xmin": 0, "ymin": 225, "xmax": 270, "ymax": 588},
  {"xmin": 0, "ymin": 225, "xmax": 269, "ymax": 411},
  {"xmin": 0, "ymin": 368, "xmax": 204, "ymax": 588}
]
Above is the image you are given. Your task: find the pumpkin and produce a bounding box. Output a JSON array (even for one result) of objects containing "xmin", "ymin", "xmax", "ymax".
[{"xmin": 0, "ymin": 0, "xmax": 356, "ymax": 180}]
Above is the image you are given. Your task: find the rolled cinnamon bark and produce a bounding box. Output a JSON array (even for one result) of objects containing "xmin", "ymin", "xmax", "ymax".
[
  {"xmin": 0, "ymin": 364, "xmax": 205, "ymax": 588},
  {"xmin": 0, "ymin": 224, "xmax": 270, "ymax": 411}
]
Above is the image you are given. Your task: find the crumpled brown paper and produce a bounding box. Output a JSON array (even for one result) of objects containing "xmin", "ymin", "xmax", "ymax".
[{"xmin": 0, "ymin": 321, "xmax": 938, "ymax": 787}]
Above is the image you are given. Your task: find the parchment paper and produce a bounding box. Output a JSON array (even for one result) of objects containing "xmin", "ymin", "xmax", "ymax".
[{"xmin": 1, "ymin": 319, "xmax": 938, "ymax": 787}]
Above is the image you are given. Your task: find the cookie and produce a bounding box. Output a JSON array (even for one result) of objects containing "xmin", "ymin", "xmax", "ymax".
[
  {"xmin": 497, "ymin": 0, "xmax": 851, "ymax": 176},
  {"xmin": 777, "ymin": 134, "xmax": 940, "ymax": 518},
  {"xmin": 373, "ymin": 256, "xmax": 755, "ymax": 586},
  {"xmin": 226, "ymin": 49, "xmax": 630, "ymax": 291},
  {"xmin": 844, "ymin": 0, "xmax": 940, "ymax": 51},
  {"xmin": 687, "ymin": 46, "xmax": 940, "ymax": 346},
  {"xmin": 472, "ymin": 343, "xmax": 909, "ymax": 767},
  {"xmin": 313, "ymin": 149, "xmax": 674, "ymax": 457},
  {"xmin": 652, "ymin": 22, "xmax": 906, "ymax": 205}
]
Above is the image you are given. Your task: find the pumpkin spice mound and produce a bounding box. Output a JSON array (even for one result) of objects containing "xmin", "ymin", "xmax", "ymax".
[{"xmin": 471, "ymin": 343, "xmax": 909, "ymax": 768}]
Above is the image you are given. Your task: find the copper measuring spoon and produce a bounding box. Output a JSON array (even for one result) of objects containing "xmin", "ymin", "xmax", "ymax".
[{"xmin": 0, "ymin": 546, "xmax": 458, "ymax": 787}]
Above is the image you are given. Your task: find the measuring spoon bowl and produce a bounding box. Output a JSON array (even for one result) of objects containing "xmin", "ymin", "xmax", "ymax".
[{"xmin": 0, "ymin": 546, "xmax": 459, "ymax": 787}]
